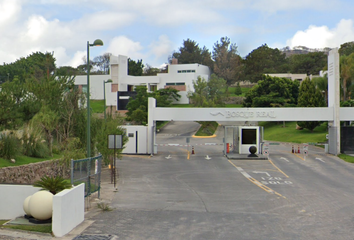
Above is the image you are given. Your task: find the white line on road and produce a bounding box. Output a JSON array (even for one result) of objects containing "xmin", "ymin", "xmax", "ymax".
[
  {"xmin": 165, "ymin": 155, "xmax": 172, "ymax": 159},
  {"xmin": 280, "ymin": 157, "xmax": 289, "ymax": 162},
  {"xmin": 205, "ymin": 155, "xmax": 211, "ymax": 160},
  {"xmin": 253, "ymin": 171, "xmax": 271, "ymax": 176},
  {"xmin": 315, "ymin": 157, "xmax": 325, "ymax": 163}
]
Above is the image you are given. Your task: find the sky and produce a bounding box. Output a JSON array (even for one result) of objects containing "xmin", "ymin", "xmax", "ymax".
[{"xmin": 1, "ymin": 0, "xmax": 354, "ymax": 68}]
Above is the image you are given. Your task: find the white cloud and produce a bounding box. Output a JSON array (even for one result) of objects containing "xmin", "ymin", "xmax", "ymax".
[
  {"xmin": 106, "ymin": 36, "xmax": 145, "ymax": 60},
  {"xmin": 0, "ymin": 0, "xmax": 21, "ymax": 25},
  {"xmin": 62, "ymin": 50, "xmax": 86, "ymax": 67},
  {"xmin": 149, "ymin": 35, "xmax": 173, "ymax": 58},
  {"xmin": 286, "ymin": 19, "xmax": 354, "ymax": 49},
  {"xmin": 249, "ymin": 0, "xmax": 337, "ymax": 13}
]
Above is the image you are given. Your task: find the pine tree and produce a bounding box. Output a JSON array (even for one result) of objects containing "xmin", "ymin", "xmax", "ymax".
[{"xmin": 235, "ymin": 82, "xmax": 242, "ymax": 96}]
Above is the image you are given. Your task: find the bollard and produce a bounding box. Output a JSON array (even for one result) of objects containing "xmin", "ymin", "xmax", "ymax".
[
  {"xmin": 292, "ymin": 145, "xmax": 294, "ymax": 153},
  {"xmin": 298, "ymin": 145, "xmax": 300, "ymax": 154},
  {"xmin": 192, "ymin": 146, "xmax": 195, "ymax": 154}
]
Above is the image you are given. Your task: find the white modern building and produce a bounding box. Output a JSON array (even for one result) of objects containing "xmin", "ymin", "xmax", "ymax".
[{"xmin": 74, "ymin": 55, "xmax": 210, "ymax": 112}]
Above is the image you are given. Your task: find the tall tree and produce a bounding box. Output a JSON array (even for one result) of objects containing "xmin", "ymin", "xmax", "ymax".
[
  {"xmin": 340, "ymin": 53, "xmax": 354, "ymax": 101},
  {"xmin": 128, "ymin": 58, "xmax": 144, "ymax": 76},
  {"xmin": 243, "ymin": 75, "xmax": 299, "ymax": 107},
  {"xmin": 93, "ymin": 53, "xmax": 112, "ymax": 74},
  {"xmin": 170, "ymin": 39, "xmax": 213, "ymax": 69},
  {"xmin": 312, "ymin": 75, "xmax": 328, "ymax": 105},
  {"xmin": 244, "ymin": 44, "xmax": 289, "ymax": 83},
  {"xmin": 339, "ymin": 41, "xmax": 354, "ymax": 56},
  {"xmin": 188, "ymin": 74, "xmax": 226, "ymax": 107},
  {"xmin": 297, "ymin": 78, "xmax": 325, "ymax": 132},
  {"xmin": 289, "ymin": 52, "xmax": 327, "ymax": 75},
  {"xmin": 212, "ymin": 37, "xmax": 243, "ymax": 86},
  {"xmin": 126, "ymin": 86, "xmax": 180, "ymax": 124}
]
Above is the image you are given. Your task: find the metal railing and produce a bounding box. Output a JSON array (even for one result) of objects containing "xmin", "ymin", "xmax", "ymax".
[{"xmin": 71, "ymin": 154, "xmax": 102, "ymax": 198}]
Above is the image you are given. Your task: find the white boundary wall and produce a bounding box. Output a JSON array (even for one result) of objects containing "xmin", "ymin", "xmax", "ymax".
[
  {"xmin": 0, "ymin": 185, "xmax": 40, "ymax": 219},
  {"xmin": 0, "ymin": 184, "xmax": 85, "ymax": 238},
  {"xmin": 52, "ymin": 183, "xmax": 85, "ymax": 237}
]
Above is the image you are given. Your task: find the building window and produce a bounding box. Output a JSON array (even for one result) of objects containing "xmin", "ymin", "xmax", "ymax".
[
  {"xmin": 177, "ymin": 69, "xmax": 196, "ymax": 73},
  {"xmin": 166, "ymin": 82, "xmax": 185, "ymax": 86}
]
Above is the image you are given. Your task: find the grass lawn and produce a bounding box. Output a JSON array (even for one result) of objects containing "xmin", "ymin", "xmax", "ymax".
[
  {"xmin": 195, "ymin": 121, "xmax": 218, "ymax": 136},
  {"xmin": 222, "ymin": 87, "xmax": 250, "ymax": 97},
  {"xmin": 0, "ymin": 154, "xmax": 62, "ymax": 168},
  {"xmin": 90, "ymin": 100, "xmax": 104, "ymax": 113},
  {"xmin": 0, "ymin": 220, "xmax": 52, "ymax": 233},
  {"xmin": 260, "ymin": 121, "xmax": 327, "ymax": 143}
]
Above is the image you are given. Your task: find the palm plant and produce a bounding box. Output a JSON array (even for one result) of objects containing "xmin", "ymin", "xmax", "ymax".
[{"xmin": 33, "ymin": 175, "xmax": 72, "ymax": 195}]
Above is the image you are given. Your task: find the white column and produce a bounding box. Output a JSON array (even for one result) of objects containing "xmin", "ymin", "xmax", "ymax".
[
  {"xmin": 328, "ymin": 48, "xmax": 340, "ymax": 154},
  {"xmin": 148, "ymin": 98, "xmax": 156, "ymax": 154}
]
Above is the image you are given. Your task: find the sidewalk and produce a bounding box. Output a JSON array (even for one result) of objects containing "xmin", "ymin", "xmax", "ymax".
[{"xmin": 0, "ymin": 167, "xmax": 116, "ymax": 240}]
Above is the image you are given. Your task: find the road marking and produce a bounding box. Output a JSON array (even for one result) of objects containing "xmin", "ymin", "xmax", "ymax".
[
  {"xmin": 187, "ymin": 151, "xmax": 190, "ymax": 160},
  {"xmin": 205, "ymin": 155, "xmax": 211, "ymax": 160},
  {"xmin": 268, "ymin": 159, "xmax": 289, "ymax": 178},
  {"xmin": 252, "ymin": 171, "xmax": 270, "ymax": 177},
  {"xmin": 280, "ymin": 157, "xmax": 289, "ymax": 162},
  {"xmin": 316, "ymin": 157, "xmax": 325, "ymax": 163},
  {"xmin": 165, "ymin": 155, "xmax": 172, "ymax": 159},
  {"xmin": 294, "ymin": 153, "xmax": 305, "ymax": 161},
  {"xmin": 228, "ymin": 160, "xmax": 286, "ymax": 199}
]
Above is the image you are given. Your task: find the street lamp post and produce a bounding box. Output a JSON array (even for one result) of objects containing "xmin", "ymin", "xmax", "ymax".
[
  {"xmin": 104, "ymin": 79, "xmax": 113, "ymax": 120},
  {"xmin": 87, "ymin": 39, "xmax": 103, "ymax": 158}
]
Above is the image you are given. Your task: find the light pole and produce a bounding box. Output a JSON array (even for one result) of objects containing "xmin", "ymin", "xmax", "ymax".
[
  {"xmin": 104, "ymin": 79, "xmax": 113, "ymax": 120},
  {"xmin": 87, "ymin": 39, "xmax": 103, "ymax": 158}
]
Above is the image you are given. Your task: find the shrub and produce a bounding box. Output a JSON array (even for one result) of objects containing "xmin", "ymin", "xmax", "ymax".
[
  {"xmin": 22, "ymin": 125, "xmax": 50, "ymax": 158},
  {"xmin": 0, "ymin": 132, "xmax": 20, "ymax": 160},
  {"xmin": 33, "ymin": 175, "xmax": 72, "ymax": 195}
]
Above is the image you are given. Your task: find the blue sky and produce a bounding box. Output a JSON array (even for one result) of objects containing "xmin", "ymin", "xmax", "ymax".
[{"xmin": 1, "ymin": 0, "xmax": 354, "ymax": 68}]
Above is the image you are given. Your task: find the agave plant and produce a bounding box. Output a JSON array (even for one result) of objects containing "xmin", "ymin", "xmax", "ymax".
[{"xmin": 33, "ymin": 175, "xmax": 72, "ymax": 195}]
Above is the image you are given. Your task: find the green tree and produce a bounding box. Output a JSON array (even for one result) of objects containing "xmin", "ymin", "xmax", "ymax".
[
  {"xmin": 289, "ymin": 52, "xmax": 327, "ymax": 75},
  {"xmin": 31, "ymin": 105, "xmax": 59, "ymax": 155},
  {"xmin": 235, "ymin": 82, "xmax": 242, "ymax": 96},
  {"xmin": 297, "ymin": 78, "xmax": 325, "ymax": 132},
  {"xmin": 95, "ymin": 116, "xmax": 127, "ymax": 165},
  {"xmin": 243, "ymin": 75, "xmax": 299, "ymax": 107},
  {"xmin": 126, "ymin": 86, "xmax": 180, "ymax": 124},
  {"xmin": 340, "ymin": 53, "xmax": 354, "ymax": 101},
  {"xmin": 170, "ymin": 39, "xmax": 213, "ymax": 69},
  {"xmin": 312, "ymin": 75, "xmax": 328, "ymax": 105},
  {"xmin": 244, "ymin": 44, "xmax": 289, "ymax": 83},
  {"xmin": 128, "ymin": 58, "xmax": 144, "ymax": 76},
  {"xmin": 143, "ymin": 64, "xmax": 161, "ymax": 76},
  {"xmin": 212, "ymin": 37, "xmax": 243, "ymax": 86},
  {"xmin": 339, "ymin": 41, "xmax": 354, "ymax": 56},
  {"xmin": 188, "ymin": 74, "xmax": 226, "ymax": 107}
]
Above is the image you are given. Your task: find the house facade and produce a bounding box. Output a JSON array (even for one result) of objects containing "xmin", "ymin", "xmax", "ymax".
[{"xmin": 74, "ymin": 55, "xmax": 210, "ymax": 112}]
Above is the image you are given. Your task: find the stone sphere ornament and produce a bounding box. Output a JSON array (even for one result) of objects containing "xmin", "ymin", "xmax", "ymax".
[
  {"xmin": 28, "ymin": 191, "xmax": 53, "ymax": 220},
  {"xmin": 23, "ymin": 195, "xmax": 32, "ymax": 216},
  {"xmin": 248, "ymin": 146, "xmax": 258, "ymax": 157}
]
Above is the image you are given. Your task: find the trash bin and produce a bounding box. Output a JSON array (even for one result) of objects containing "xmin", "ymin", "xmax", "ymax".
[{"xmin": 324, "ymin": 144, "xmax": 328, "ymax": 153}]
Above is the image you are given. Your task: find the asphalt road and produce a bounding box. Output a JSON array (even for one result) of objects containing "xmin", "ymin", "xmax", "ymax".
[{"xmin": 78, "ymin": 122, "xmax": 354, "ymax": 240}]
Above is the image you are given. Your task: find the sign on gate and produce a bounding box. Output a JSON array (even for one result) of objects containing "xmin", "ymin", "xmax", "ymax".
[
  {"xmin": 303, "ymin": 143, "xmax": 309, "ymax": 156},
  {"xmin": 263, "ymin": 143, "xmax": 269, "ymax": 156}
]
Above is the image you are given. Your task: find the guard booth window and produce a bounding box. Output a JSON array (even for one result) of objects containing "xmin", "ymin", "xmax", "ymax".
[{"xmin": 242, "ymin": 129, "xmax": 257, "ymax": 144}]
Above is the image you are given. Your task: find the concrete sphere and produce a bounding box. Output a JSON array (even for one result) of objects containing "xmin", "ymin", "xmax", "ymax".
[
  {"xmin": 28, "ymin": 191, "xmax": 53, "ymax": 220},
  {"xmin": 23, "ymin": 195, "xmax": 32, "ymax": 216}
]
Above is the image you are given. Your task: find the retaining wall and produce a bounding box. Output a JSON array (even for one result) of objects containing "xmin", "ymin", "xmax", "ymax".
[{"xmin": 0, "ymin": 159, "xmax": 70, "ymax": 184}]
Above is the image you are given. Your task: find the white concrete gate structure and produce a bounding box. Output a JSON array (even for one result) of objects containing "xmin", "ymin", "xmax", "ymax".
[{"xmin": 145, "ymin": 48, "xmax": 349, "ymax": 156}]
